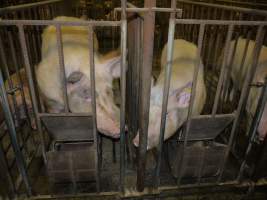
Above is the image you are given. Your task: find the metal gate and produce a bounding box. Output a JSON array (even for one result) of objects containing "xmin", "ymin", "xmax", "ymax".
[{"xmin": 0, "ymin": 0, "xmax": 267, "ymax": 199}]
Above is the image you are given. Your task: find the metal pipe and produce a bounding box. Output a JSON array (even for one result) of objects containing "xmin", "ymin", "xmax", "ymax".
[
  {"xmin": 120, "ymin": 0, "xmax": 127, "ymax": 193},
  {"xmin": 0, "ymin": 67, "xmax": 32, "ymax": 195},
  {"xmin": 55, "ymin": 25, "xmax": 69, "ymax": 112},
  {"xmin": 154, "ymin": 0, "xmax": 176, "ymax": 188},
  {"xmin": 114, "ymin": 7, "xmax": 182, "ymax": 14},
  {"xmin": 217, "ymin": 26, "xmax": 266, "ymax": 182},
  {"xmin": 0, "ymin": 20, "xmax": 121, "ymax": 26},
  {"xmin": 18, "ymin": 25, "xmax": 47, "ymax": 164},
  {"xmin": 177, "ymin": 0, "xmax": 267, "ymax": 17},
  {"xmin": 137, "ymin": 0, "xmax": 156, "ymax": 192},
  {"xmin": 177, "ymin": 24, "xmax": 205, "ymax": 185},
  {"xmin": 212, "ymin": 25, "xmax": 233, "ymax": 116},
  {"xmin": 88, "ymin": 25, "xmax": 100, "ymax": 192},
  {"xmin": 237, "ymin": 78, "xmax": 267, "ymax": 181},
  {"xmin": 0, "ymin": 0, "xmax": 63, "ymax": 14}
]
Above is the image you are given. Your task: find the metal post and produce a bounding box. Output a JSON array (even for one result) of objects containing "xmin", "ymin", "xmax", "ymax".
[
  {"xmin": 137, "ymin": 0, "xmax": 156, "ymax": 192},
  {"xmin": 88, "ymin": 25, "xmax": 100, "ymax": 192},
  {"xmin": 120, "ymin": 0, "xmax": 127, "ymax": 193},
  {"xmin": 154, "ymin": 0, "xmax": 176, "ymax": 188}
]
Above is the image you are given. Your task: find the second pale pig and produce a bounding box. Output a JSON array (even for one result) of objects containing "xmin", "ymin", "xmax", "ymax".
[
  {"xmin": 227, "ymin": 38, "xmax": 267, "ymax": 141},
  {"xmin": 133, "ymin": 39, "xmax": 207, "ymax": 149}
]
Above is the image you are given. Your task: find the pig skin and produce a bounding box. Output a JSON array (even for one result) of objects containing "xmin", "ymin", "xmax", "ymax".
[{"xmin": 133, "ymin": 39, "xmax": 207, "ymax": 149}]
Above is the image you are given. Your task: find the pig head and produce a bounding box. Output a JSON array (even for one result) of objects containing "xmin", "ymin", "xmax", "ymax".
[
  {"xmin": 227, "ymin": 38, "xmax": 267, "ymax": 141},
  {"xmin": 37, "ymin": 16, "xmax": 122, "ymax": 138},
  {"xmin": 133, "ymin": 39, "xmax": 207, "ymax": 149}
]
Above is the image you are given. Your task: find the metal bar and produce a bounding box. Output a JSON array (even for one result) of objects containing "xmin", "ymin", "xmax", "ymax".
[
  {"xmin": 88, "ymin": 25, "xmax": 100, "ymax": 192},
  {"xmin": 18, "ymin": 25, "xmax": 47, "ymax": 164},
  {"xmin": 0, "ymin": 0, "xmax": 63, "ymax": 14},
  {"xmin": 0, "ymin": 142, "xmax": 16, "ymax": 197},
  {"xmin": 120, "ymin": 0, "xmax": 127, "ymax": 193},
  {"xmin": 55, "ymin": 25, "xmax": 69, "ymax": 112},
  {"xmin": 177, "ymin": 0, "xmax": 267, "ymax": 17},
  {"xmin": 0, "ymin": 20, "xmax": 121, "ymax": 26},
  {"xmin": 174, "ymin": 19, "xmax": 267, "ymax": 25},
  {"xmin": 38, "ymin": 113, "xmax": 92, "ymax": 117},
  {"xmin": 7, "ymin": 31, "xmax": 32, "ymax": 127},
  {"xmin": 177, "ymin": 24, "xmax": 205, "ymax": 185},
  {"xmin": 217, "ymin": 26, "xmax": 266, "ymax": 182},
  {"xmin": 212, "ymin": 25, "xmax": 233, "ymax": 116},
  {"xmin": 114, "ymin": 7, "xmax": 182, "ymax": 14},
  {"xmin": 0, "ymin": 67, "xmax": 32, "ymax": 195},
  {"xmin": 154, "ymin": 0, "xmax": 176, "ymax": 188},
  {"xmin": 237, "ymin": 78, "xmax": 267, "ymax": 181},
  {"xmin": 137, "ymin": 0, "xmax": 156, "ymax": 192}
]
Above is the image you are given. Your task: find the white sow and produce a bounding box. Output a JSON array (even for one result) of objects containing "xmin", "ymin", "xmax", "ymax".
[
  {"xmin": 227, "ymin": 38, "xmax": 267, "ymax": 141},
  {"xmin": 133, "ymin": 39, "xmax": 207, "ymax": 149},
  {"xmin": 36, "ymin": 16, "xmax": 122, "ymax": 138}
]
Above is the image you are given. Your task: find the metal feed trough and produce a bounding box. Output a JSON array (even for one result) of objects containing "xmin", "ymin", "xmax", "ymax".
[{"xmin": 0, "ymin": 0, "xmax": 267, "ymax": 199}]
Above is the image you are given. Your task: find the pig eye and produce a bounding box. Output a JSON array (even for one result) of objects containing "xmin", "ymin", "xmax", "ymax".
[{"xmin": 67, "ymin": 72, "xmax": 83, "ymax": 84}]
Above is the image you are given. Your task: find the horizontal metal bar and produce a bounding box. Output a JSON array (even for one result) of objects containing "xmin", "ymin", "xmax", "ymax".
[
  {"xmin": 114, "ymin": 7, "xmax": 182, "ymax": 13},
  {"xmin": 175, "ymin": 19, "xmax": 267, "ymax": 25},
  {"xmin": 27, "ymin": 178, "xmax": 267, "ymax": 199},
  {"xmin": 192, "ymin": 113, "xmax": 236, "ymax": 119},
  {"xmin": 38, "ymin": 113, "xmax": 92, "ymax": 117},
  {"xmin": 0, "ymin": 0, "xmax": 63, "ymax": 14},
  {"xmin": 0, "ymin": 20, "xmax": 121, "ymax": 26},
  {"xmin": 177, "ymin": 0, "xmax": 267, "ymax": 17}
]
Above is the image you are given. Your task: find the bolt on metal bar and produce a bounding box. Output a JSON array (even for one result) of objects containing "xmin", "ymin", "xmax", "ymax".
[
  {"xmin": 177, "ymin": 24, "xmax": 205, "ymax": 185},
  {"xmin": 120, "ymin": 0, "xmax": 127, "ymax": 193},
  {"xmin": 154, "ymin": 0, "xmax": 176, "ymax": 188},
  {"xmin": 137, "ymin": 0, "xmax": 156, "ymax": 192},
  {"xmin": 212, "ymin": 24, "xmax": 234, "ymax": 117},
  {"xmin": 217, "ymin": 26, "xmax": 266, "ymax": 183},
  {"xmin": 0, "ymin": 68, "xmax": 32, "ymax": 196},
  {"xmin": 18, "ymin": 24, "xmax": 47, "ymax": 164},
  {"xmin": 55, "ymin": 24, "xmax": 69, "ymax": 113},
  {"xmin": 88, "ymin": 25, "xmax": 100, "ymax": 192},
  {"xmin": 237, "ymin": 77, "xmax": 267, "ymax": 181}
]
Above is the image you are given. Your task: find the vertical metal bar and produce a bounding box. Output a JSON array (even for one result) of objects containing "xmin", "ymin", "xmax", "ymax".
[
  {"xmin": 154, "ymin": 0, "xmax": 176, "ymax": 188},
  {"xmin": 55, "ymin": 25, "xmax": 69, "ymax": 113},
  {"xmin": 88, "ymin": 25, "xmax": 100, "ymax": 192},
  {"xmin": 212, "ymin": 25, "xmax": 233, "ymax": 117},
  {"xmin": 0, "ymin": 68, "xmax": 32, "ymax": 196},
  {"xmin": 18, "ymin": 25, "xmax": 47, "ymax": 164},
  {"xmin": 237, "ymin": 78, "xmax": 267, "ymax": 181},
  {"xmin": 217, "ymin": 26, "xmax": 265, "ymax": 183},
  {"xmin": 120, "ymin": 0, "xmax": 127, "ymax": 193},
  {"xmin": 137, "ymin": 0, "xmax": 156, "ymax": 192},
  {"xmin": 177, "ymin": 24, "xmax": 205, "ymax": 185},
  {"xmin": 0, "ymin": 142, "xmax": 16, "ymax": 197},
  {"xmin": 7, "ymin": 31, "xmax": 31, "ymax": 126}
]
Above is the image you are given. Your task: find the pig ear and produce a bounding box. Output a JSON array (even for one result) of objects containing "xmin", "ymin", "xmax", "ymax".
[
  {"xmin": 106, "ymin": 56, "xmax": 122, "ymax": 78},
  {"xmin": 168, "ymin": 87, "xmax": 191, "ymax": 111}
]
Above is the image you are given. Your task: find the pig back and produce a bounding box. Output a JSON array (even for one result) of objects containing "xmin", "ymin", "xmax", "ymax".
[{"xmin": 41, "ymin": 16, "xmax": 99, "ymax": 58}]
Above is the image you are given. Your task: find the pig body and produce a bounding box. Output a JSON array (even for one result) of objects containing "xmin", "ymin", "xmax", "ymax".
[
  {"xmin": 227, "ymin": 38, "xmax": 267, "ymax": 140},
  {"xmin": 41, "ymin": 16, "xmax": 99, "ymax": 58},
  {"xmin": 37, "ymin": 16, "xmax": 122, "ymax": 138},
  {"xmin": 134, "ymin": 39, "xmax": 207, "ymax": 149}
]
